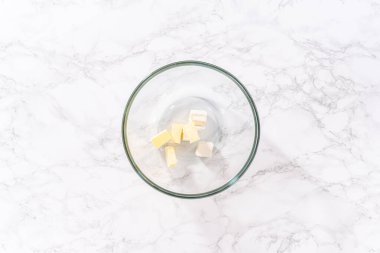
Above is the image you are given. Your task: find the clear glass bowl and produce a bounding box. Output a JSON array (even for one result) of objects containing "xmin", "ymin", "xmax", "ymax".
[{"xmin": 122, "ymin": 61, "xmax": 260, "ymax": 198}]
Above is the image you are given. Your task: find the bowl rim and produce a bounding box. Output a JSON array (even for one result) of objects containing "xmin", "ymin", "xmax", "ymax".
[{"xmin": 122, "ymin": 60, "xmax": 260, "ymax": 199}]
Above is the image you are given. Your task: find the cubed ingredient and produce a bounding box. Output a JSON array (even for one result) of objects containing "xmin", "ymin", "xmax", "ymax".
[
  {"xmin": 195, "ymin": 141, "xmax": 214, "ymax": 158},
  {"xmin": 151, "ymin": 130, "xmax": 171, "ymax": 148},
  {"xmin": 171, "ymin": 123, "xmax": 183, "ymax": 144},
  {"xmin": 189, "ymin": 110, "xmax": 207, "ymax": 127},
  {"xmin": 165, "ymin": 146, "xmax": 177, "ymax": 168},
  {"xmin": 182, "ymin": 125, "xmax": 200, "ymax": 143}
]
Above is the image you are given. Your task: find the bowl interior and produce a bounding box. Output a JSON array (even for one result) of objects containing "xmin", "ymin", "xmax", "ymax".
[{"xmin": 123, "ymin": 61, "xmax": 259, "ymax": 198}]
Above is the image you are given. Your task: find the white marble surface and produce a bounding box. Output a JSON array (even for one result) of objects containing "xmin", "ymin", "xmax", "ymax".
[{"xmin": 1, "ymin": 0, "xmax": 380, "ymax": 252}]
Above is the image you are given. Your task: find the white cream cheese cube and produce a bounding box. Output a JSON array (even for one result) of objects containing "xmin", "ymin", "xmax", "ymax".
[
  {"xmin": 195, "ymin": 141, "xmax": 214, "ymax": 158},
  {"xmin": 189, "ymin": 110, "xmax": 207, "ymax": 127}
]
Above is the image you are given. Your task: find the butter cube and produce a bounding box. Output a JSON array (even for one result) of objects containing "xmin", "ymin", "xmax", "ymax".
[
  {"xmin": 189, "ymin": 110, "xmax": 207, "ymax": 127},
  {"xmin": 165, "ymin": 146, "xmax": 177, "ymax": 168},
  {"xmin": 171, "ymin": 124, "xmax": 183, "ymax": 144},
  {"xmin": 182, "ymin": 125, "xmax": 200, "ymax": 143},
  {"xmin": 195, "ymin": 141, "xmax": 214, "ymax": 158},
  {"xmin": 151, "ymin": 130, "xmax": 171, "ymax": 148}
]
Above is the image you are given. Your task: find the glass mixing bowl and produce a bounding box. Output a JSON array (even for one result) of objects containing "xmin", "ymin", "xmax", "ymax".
[{"xmin": 122, "ymin": 61, "xmax": 260, "ymax": 198}]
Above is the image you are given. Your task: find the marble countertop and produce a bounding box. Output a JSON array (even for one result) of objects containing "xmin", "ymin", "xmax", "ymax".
[{"xmin": 1, "ymin": 0, "xmax": 380, "ymax": 252}]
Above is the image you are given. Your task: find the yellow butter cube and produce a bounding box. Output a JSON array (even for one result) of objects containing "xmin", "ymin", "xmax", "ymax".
[
  {"xmin": 151, "ymin": 130, "xmax": 171, "ymax": 148},
  {"xmin": 165, "ymin": 146, "xmax": 177, "ymax": 168},
  {"xmin": 171, "ymin": 124, "xmax": 183, "ymax": 144},
  {"xmin": 182, "ymin": 125, "xmax": 200, "ymax": 143}
]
